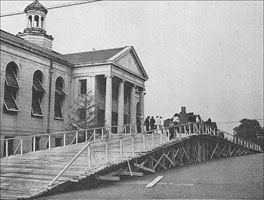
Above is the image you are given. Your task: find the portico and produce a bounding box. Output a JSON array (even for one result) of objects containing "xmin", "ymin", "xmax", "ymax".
[{"xmin": 67, "ymin": 46, "xmax": 148, "ymax": 129}]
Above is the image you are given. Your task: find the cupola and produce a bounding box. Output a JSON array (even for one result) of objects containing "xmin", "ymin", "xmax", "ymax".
[{"xmin": 17, "ymin": 0, "xmax": 53, "ymax": 50}]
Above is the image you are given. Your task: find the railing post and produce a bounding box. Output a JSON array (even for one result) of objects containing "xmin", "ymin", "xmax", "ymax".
[
  {"xmin": 76, "ymin": 131, "xmax": 78, "ymax": 144},
  {"xmin": 63, "ymin": 133, "xmax": 66, "ymax": 146},
  {"xmin": 48, "ymin": 134, "xmax": 51, "ymax": 150},
  {"xmin": 151, "ymin": 131, "xmax": 154, "ymax": 147},
  {"xmin": 5, "ymin": 140, "xmax": 8, "ymax": 158},
  {"xmin": 85, "ymin": 130, "xmax": 88, "ymax": 142},
  {"xmin": 88, "ymin": 143, "xmax": 91, "ymax": 167},
  {"xmin": 179, "ymin": 126, "xmax": 182, "ymax": 140},
  {"xmin": 105, "ymin": 140, "xmax": 109, "ymax": 162},
  {"xmin": 160, "ymin": 131, "xmax": 163, "ymax": 144},
  {"xmin": 93, "ymin": 130, "xmax": 96, "ymax": 142},
  {"xmin": 101, "ymin": 128, "xmax": 104, "ymax": 140},
  {"xmin": 131, "ymin": 135, "xmax": 135, "ymax": 155},
  {"xmin": 33, "ymin": 136, "xmax": 36, "ymax": 152},
  {"xmin": 143, "ymin": 133, "xmax": 146, "ymax": 151},
  {"xmin": 20, "ymin": 139, "xmax": 23, "ymax": 155},
  {"xmin": 120, "ymin": 137, "xmax": 123, "ymax": 157}
]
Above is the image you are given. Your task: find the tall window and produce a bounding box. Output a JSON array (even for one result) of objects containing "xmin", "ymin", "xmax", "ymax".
[
  {"xmin": 28, "ymin": 15, "xmax": 32, "ymax": 28},
  {"xmin": 79, "ymin": 79, "xmax": 87, "ymax": 94},
  {"xmin": 34, "ymin": 15, "xmax": 39, "ymax": 27},
  {"xmin": 54, "ymin": 77, "xmax": 67, "ymax": 119},
  {"xmin": 32, "ymin": 70, "xmax": 45, "ymax": 117},
  {"xmin": 3, "ymin": 62, "xmax": 19, "ymax": 113}
]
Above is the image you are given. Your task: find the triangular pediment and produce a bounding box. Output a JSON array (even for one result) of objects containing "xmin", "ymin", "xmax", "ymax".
[{"xmin": 111, "ymin": 47, "xmax": 148, "ymax": 80}]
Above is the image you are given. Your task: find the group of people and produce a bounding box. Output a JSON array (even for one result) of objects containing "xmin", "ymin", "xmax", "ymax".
[{"xmin": 144, "ymin": 116, "xmax": 163, "ymax": 133}]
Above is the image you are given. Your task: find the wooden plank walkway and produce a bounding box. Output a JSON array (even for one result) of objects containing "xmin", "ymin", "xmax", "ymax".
[
  {"xmin": 0, "ymin": 133, "xmax": 166, "ymax": 199},
  {"xmin": 1, "ymin": 123, "xmax": 262, "ymax": 200}
]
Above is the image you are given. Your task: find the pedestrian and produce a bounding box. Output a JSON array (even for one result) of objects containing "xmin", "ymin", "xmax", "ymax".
[
  {"xmin": 104, "ymin": 120, "xmax": 111, "ymax": 139},
  {"xmin": 169, "ymin": 120, "xmax": 175, "ymax": 140},
  {"xmin": 155, "ymin": 116, "xmax": 159, "ymax": 129},
  {"xmin": 173, "ymin": 114, "xmax": 180, "ymax": 132},
  {"xmin": 173, "ymin": 114, "xmax": 180, "ymax": 125},
  {"xmin": 144, "ymin": 116, "xmax": 150, "ymax": 132},
  {"xmin": 150, "ymin": 116, "xmax": 155, "ymax": 131}
]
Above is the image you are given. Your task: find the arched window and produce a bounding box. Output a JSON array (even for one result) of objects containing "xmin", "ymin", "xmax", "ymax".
[
  {"xmin": 4, "ymin": 62, "xmax": 19, "ymax": 112},
  {"xmin": 54, "ymin": 77, "xmax": 67, "ymax": 119},
  {"xmin": 32, "ymin": 70, "xmax": 45, "ymax": 117},
  {"xmin": 34, "ymin": 15, "xmax": 39, "ymax": 27},
  {"xmin": 28, "ymin": 15, "xmax": 32, "ymax": 28}
]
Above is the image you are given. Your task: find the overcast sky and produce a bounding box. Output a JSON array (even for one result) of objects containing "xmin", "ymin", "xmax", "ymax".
[{"xmin": 1, "ymin": 1, "xmax": 263, "ymax": 133}]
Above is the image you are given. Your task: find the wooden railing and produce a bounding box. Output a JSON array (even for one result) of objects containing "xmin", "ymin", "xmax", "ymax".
[
  {"xmin": 48, "ymin": 122, "xmax": 263, "ymax": 187},
  {"xmin": 0, "ymin": 124, "xmax": 137, "ymax": 158}
]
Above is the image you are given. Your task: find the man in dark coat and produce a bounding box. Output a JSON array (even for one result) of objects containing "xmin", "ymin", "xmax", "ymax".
[
  {"xmin": 144, "ymin": 116, "xmax": 150, "ymax": 132},
  {"xmin": 150, "ymin": 116, "xmax": 155, "ymax": 131}
]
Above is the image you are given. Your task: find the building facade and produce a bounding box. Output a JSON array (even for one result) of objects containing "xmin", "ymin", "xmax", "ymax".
[{"xmin": 0, "ymin": 0, "xmax": 148, "ymax": 153}]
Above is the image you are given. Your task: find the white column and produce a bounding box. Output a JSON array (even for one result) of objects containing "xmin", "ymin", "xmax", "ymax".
[
  {"xmin": 130, "ymin": 84, "xmax": 136, "ymax": 126},
  {"xmin": 118, "ymin": 80, "xmax": 125, "ymax": 132},
  {"xmin": 139, "ymin": 88, "xmax": 145, "ymax": 124},
  {"xmin": 105, "ymin": 75, "xmax": 112, "ymax": 127},
  {"xmin": 33, "ymin": 15, "xmax": 36, "ymax": 27}
]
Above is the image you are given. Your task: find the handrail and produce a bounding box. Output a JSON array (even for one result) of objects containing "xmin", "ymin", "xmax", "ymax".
[
  {"xmin": 1, "ymin": 123, "xmax": 137, "ymax": 157},
  {"xmin": 48, "ymin": 122, "xmax": 262, "ymax": 186}
]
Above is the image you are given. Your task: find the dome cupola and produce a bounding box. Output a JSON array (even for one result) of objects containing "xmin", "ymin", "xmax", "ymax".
[{"xmin": 17, "ymin": 0, "xmax": 53, "ymax": 50}]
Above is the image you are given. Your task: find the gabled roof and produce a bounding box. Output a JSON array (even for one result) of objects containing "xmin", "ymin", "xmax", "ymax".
[
  {"xmin": 64, "ymin": 46, "xmax": 149, "ymax": 80},
  {"xmin": 0, "ymin": 29, "xmax": 73, "ymax": 67},
  {"xmin": 63, "ymin": 47, "xmax": 126, "ymax": 65}
]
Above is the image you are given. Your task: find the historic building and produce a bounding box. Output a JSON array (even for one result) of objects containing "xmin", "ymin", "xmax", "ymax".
[{"xmin": 0, "ymin": 0, "xmax": 148, "ymax": 146}]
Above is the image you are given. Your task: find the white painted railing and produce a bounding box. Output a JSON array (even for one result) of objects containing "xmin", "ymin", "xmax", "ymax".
[
  {"xmin": 0, "ymin": 124, "xmax": 137, "ymax": 158},
  {"xmin": 48, "ymin": 122, "xmax": 263, "ymax": 186}
]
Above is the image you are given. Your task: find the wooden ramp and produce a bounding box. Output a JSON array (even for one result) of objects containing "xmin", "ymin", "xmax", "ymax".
[
  {"xmin": 0, "ymin": 133, "xmax": 164, "ymax": 199},
  {"xmin": 1, "ymin": 123, "xmax": 262, "ymax": 199}
]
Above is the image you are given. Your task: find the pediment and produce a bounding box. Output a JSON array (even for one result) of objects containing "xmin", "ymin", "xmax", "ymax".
[{"xmin": 113, "ymin": 49, "xmax": 147, "ymax": 79}]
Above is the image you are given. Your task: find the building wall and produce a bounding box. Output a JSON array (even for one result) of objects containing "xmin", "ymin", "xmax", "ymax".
[{"xmin": 0, "ymin": 42, "xmax": 72, "ymax": 139}]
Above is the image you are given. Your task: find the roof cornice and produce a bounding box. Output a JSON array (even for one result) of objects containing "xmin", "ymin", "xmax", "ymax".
[{"xmin": 0, "ymin": 30, "xmax": 73, "ymax": 67}]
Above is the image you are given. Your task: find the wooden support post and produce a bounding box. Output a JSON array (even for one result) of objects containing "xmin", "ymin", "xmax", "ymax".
[
  {"xmin": 197, "ymin": 139, "xmax": 202, "ymax": 162},
  {"xmin": 210, "ymin": 143, "xmax": 219, "ymax": 159},
  {"xmin": 134, "ymin": 163, "xmax": 155, "ymax": 173},
  {"xmin": 183, "ymin": 146, "xmax": 191, "ymax": 164},
  {"xmin": 151, "ymin": 155, "xmax": 167, "ymax": 170},
  {"xmin": 201, "ymin": 139, "xmax": 206, "ymax": 161}
]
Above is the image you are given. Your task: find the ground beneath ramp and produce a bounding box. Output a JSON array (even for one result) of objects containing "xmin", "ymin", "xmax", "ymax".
[{"xmin": 37, "ymin": 153, "xmax": 263, "ymax": 200}]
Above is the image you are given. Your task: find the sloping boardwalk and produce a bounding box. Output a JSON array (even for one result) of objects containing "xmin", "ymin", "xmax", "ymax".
[{"xmin": 0, "ymin": 123, "xmax": 262, "ymax": 199}]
